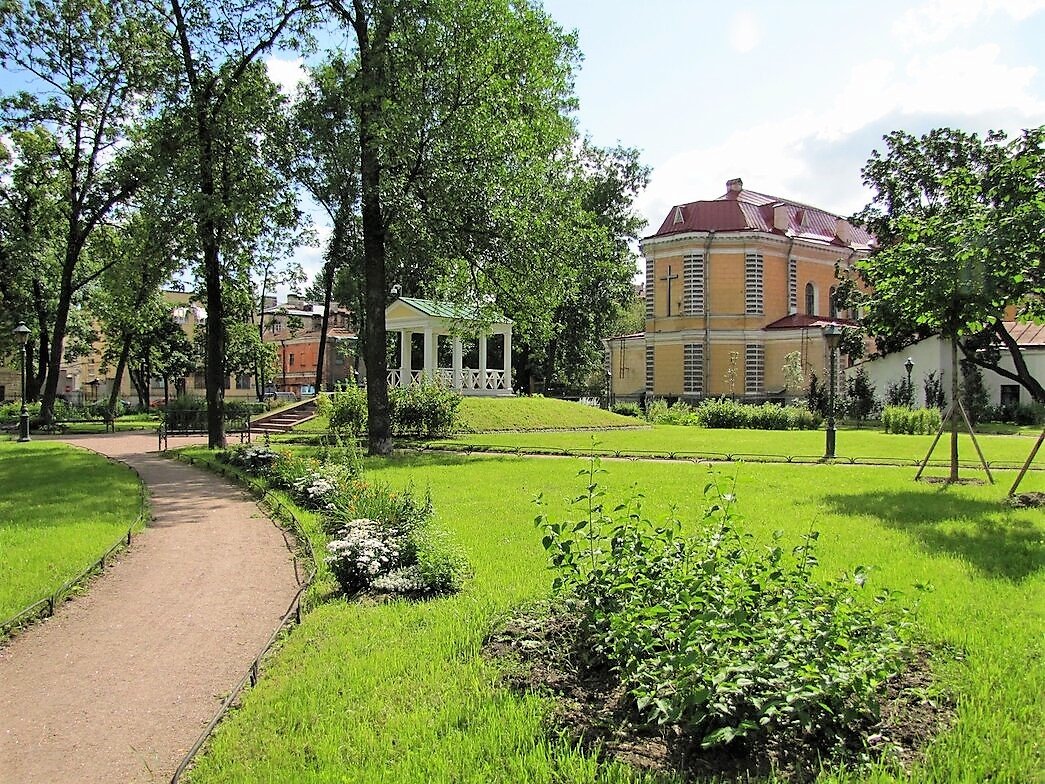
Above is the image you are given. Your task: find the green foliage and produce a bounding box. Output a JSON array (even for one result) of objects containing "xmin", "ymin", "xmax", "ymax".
[
  {"xmin": 960, "ymin": 360, "xmax": 991, "ymax": 425},
  {"xmin": 988, "ymin": 402, "xmax": 1045, "ymax": 425},
  {"xmin": 692, "ymin": 399, "xmax": 822, "ymax": 430},
  {"xmin": 317, "ymin": 387, "xmax": 368, "ymax": 437},
  {"xmin": 388, "ymin": 381, "xmax": 461, "ymax": 438},
  {"xmin": 806, "ymin": 370, "xmax": 828, "ymax": 417},
  {"xmin": 643, "ymin": 398, "xmax": 698, "ymax": 425},
  {"xmin": 610, "ymin": 402, "xmax": 642, "ymax": 418},
  {"xmin": 537, "ymin": 457, "xmax": 913, "ymax": 751},
  {"xmin": 845, "ymin": 367, "xmax": 880, "ymax": 424},
  {"xmin": 881, "ymin": 406, "xmax": 943, "ymax": 435},
  {"xmin": 924, "ymin": 370, "xmax": 947, "ymax": 410}
]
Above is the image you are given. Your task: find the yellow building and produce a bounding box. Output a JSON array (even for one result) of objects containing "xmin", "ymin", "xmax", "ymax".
[{"xmin": 608, "ymin": 178, "xmax": 872, "ymax": 403}]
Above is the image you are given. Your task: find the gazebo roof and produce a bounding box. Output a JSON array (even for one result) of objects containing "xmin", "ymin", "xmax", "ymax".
[{"xmin": 387, "ymin": 297, "xmax": 512, "ymax": 327}]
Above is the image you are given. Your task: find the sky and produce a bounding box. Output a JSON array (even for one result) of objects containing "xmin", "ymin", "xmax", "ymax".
[{"xmin": 264, "ymin": 0, "xmax": 1045, "ymax": 290}]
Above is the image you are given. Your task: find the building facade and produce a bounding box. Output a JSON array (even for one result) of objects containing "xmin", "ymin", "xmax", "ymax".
[{"xmin": 608, "ymin": 178, "xmax": 872, "ymax": 403}]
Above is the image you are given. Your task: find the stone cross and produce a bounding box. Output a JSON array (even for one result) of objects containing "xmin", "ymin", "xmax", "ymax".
[{"xmin": 660, "ymin": 265, "xmax": 678, "ymax": 316}]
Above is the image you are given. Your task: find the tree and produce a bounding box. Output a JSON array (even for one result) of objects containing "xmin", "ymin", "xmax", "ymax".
[
  {"xmin": 847, "ymin": 126, "xmax": 1045, "ymax": 480},
  {"xmin": 782, "ymin": 350, "xmax": 804, "ymax": 395},
  {"xmin": 159, "ymin": 0, "xmax": 316, "ymax": 447},
  {"xmin": 0, "ymin": 0, "xmax": 164, "ymax": 422},
  {"xmin": 324, "ymin": 0, "xmax": 582, "ymax": 454}
]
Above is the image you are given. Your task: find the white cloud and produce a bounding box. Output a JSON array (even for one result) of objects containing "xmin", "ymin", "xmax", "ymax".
[
  {"xmin": 638, "ymin": 42, "xmax": 1043, "ymax": 231},
  {"xmin": 265, "ymin": 56, "xmax": 308, "ymax": 96},
  {"xmin": 892, "ymin": 0, "xmax": 1045, "ymax": 46},
  {"xmin": 728, "ymin": 10, "xmax": 762, "ymax": 53}
]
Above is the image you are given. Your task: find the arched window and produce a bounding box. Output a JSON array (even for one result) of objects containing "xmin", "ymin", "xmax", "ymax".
[
  {"xmin": 805, "ymin": 282, "xmax": 816, "ymax": 315},
  {"xmin": 829, "ymin": 286, "xmax": 838, "ymax": 318}
]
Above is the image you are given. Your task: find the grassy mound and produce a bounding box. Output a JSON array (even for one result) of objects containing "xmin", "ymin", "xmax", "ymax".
[{"xmin": 457, "ymin": 396, "xmax": 642, "ymax": 432}]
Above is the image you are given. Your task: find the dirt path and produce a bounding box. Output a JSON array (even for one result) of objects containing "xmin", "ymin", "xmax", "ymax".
[{"xmin": 0, "ymin": 433, "xmax": 300, "ymax": 784}]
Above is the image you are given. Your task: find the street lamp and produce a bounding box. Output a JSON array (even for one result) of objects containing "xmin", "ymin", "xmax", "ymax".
[
  {"xmin": 12, "ymin": 321, "xmax": 31, "ymax": 442},
  {"xmin": 823, "ymin": 324, "xmax": 842, "ymax": 459},
  {"xmin": 904, "ymin": 357, "xmax": 915, "ymax": 406}
]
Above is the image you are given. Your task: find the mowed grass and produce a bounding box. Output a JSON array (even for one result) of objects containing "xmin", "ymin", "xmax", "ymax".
[
  {"xmin": 0, "ymin": 439, "xmax": 143, "ymax": 620},
  {"xmin": 293, "ymin": 394, "xmax": 643, "ymax": 435},
  {"xmin": 185, "ymin": 453, "xmax": 1043, "ymax": 783},
  {"xmin": 438, "ymin": 424, "xmax": 1043, "ymax": 471}
]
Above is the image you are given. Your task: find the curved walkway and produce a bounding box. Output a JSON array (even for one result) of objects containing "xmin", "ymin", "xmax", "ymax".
[{"xmin": 0, "ymin": 433, "xmax": 300, "ymax": 784}]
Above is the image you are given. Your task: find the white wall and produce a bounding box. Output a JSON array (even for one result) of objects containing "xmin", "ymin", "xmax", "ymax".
[{"xmin": 846, "ymin": 335, "xmax": 1044, "ymax": 408}]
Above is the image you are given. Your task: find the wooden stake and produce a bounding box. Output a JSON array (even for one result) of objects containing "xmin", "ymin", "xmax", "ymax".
[{"xmin": 1009, "ymin": 427, "xmax": 1045, "ymax": 497}]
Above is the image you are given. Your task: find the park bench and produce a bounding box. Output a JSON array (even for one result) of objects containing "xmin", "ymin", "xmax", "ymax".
[{"xmin": 158, "ymin": 411, "xmax": 252, "ymax": 451}]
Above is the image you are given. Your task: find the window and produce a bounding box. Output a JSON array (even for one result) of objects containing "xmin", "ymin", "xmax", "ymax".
[
  {"xmin": 829, "ymin": 286, "xmax": 838, "ymax": 318},
  {"xmin": 788, "ymin": 258, "xmax": 798, "ymax": 314},
  {"xmin": 289, "ymin": 353, "xmax": 295, "ymax": 367},
  {"xmin": 683, "ymin": 344, "xmax": 703, "ymax": 395},
  {"xmin": 745, "ymin": 253, "xmax": 763, "ymax": 315},
  {"xmin": 645, "ymin": 344, "xmax": 655, "ymax": 391},
  {"xmin": 645, "ymin": 260, "xmax": 655, "ymax": 319},
  {"xmin": 193, "ymin": 372, "xmax": 205, "ymax": 389},
  {"xmin": 236, "ymin": 374, "xmax": 251, "ymax": 390},
  {"xmin": 805, "ymin": 282, "xmax": 816, "ymax": 315},
  {"xmin": 1000, "ymin": 384, "xmax": 1020, "ymax": 407},
  {"xmin": 745, "ymin": 344, "xmax": 764, "ymax": 394},
  {"xmin": 683, "ymin": 253, "xmax": 705, "ymax": 315}
]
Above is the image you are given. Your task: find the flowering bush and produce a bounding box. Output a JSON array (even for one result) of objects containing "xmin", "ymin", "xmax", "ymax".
[
  {"xmin": 289, "ymin": 462, "xmax": 355, "ymax": 512},
  {"xmin": 223, "ymin": 444, "xmax": 281, "ymax": 473}
]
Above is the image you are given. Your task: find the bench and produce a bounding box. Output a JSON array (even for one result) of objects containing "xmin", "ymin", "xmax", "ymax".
[
  {"xmin": 158, "ymin": 413, "xmax": 251, "ymax": 451},
  {"xmin": 45, "ymin": 413, "xmax": 117, "ymax": 434}
]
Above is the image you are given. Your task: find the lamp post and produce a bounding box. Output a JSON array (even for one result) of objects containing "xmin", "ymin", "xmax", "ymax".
[
  {"xmin": 823, "ymin": 324, "xmax": 841, "ymax": 459},
  {"xmin": 605, "ymin": 368, "xmax": 613, "ymax": 410},
  {"xmin": 12, "ymin": 321, "xmax": 31, "ymax": 442},
  {"xmin": 904, "ymin": 356, "xmax": 915, "ymax": 407}
]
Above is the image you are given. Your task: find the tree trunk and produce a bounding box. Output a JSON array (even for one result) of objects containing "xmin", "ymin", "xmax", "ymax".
[
  {"xmin": 107, "ymin": 334, "xmax": 133, "ymax": 414},
  {"xmin": 40, "ymin": 256, "xmax": 77, "ymax": 423},
  {"xmin": 315, "ymin": 258, "xmax": 336, "ymax": 392},
  {"xmin": 950, "ymin": 335, "xmax": 960, "ymax": 483},
  {"xmin": 353, "ymin": 3, "xmax": 392, "ymax": 456}
]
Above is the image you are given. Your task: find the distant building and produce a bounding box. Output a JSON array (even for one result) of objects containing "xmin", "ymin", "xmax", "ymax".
[
  {"xmin": 261, "ymin": 292, "xmax": 358, "ymax": 395},
  {"xmin": 607, "ymin": 178, "xmax": 872, "ymax": 403}
]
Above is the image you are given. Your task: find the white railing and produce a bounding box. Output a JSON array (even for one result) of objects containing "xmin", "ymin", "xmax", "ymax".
[{"xmin": 388, "ymin": 366, "xmax": 509, "ymax": 392}]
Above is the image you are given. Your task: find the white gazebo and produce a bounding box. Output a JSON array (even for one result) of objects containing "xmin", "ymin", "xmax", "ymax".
[{"xmin": 384, "ymin": 297, "xmax": 513, "ymax": 395}]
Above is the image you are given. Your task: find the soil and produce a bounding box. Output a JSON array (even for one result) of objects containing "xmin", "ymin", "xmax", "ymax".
[
  {"xmin": 0, "ymin": 433, "xmax": 301, "ymax": 784},
  {"xmin": 484, "ymin": 607, "xmax": 955, "ymax": 783},
  {"xmin": 1008, "ymin": 491, "xmax": 1045, "ymax": 508}
]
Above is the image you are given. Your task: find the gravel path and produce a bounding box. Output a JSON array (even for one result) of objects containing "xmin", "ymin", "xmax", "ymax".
[{"xmin": 0, "ymin": 433, "xmax": 300, "ymax": 784}]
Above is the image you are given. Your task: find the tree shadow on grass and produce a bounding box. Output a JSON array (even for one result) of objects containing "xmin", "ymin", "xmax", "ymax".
[{"xmin": 821, "ymin": 489, "xmax": 1043, "ymax": 582}]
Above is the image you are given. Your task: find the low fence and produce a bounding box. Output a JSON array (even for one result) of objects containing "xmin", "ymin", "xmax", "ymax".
[
  {"xmin": 417, "ymin": 441, "xmax": 1041, "ymax": 472},
  {"xmin": 0, "ymin": 467, "xmax": 150, "ymax": 639},
  {"xmin": 168, "ymin": 453, "xmax": 318, "ymax": 784}
]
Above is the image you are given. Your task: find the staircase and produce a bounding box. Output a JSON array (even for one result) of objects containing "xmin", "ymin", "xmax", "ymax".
[{"xmin": 252, "ymin": 399, "xmax": 318, "ymax": 436}]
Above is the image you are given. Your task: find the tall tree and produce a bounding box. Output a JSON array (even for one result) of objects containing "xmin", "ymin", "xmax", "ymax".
[
  {"xmin": 846, "ymin": 126, "xmax": 1045, "ymax": 480},
  {"xmin": 158, "ymin": 0, "xmax": 315, "ymax": 447},
  {"xmin": 0, "ymin": 0, "xmax": 164, "ymax": 421},
  {"xmin": 326, "ymin": 0, "xmax": 581, "ymax": 454}
]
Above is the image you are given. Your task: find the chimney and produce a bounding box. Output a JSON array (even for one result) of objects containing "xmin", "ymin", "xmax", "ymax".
[
  {"xmin": 773, "ymin": 204, "xmax": 789, "ymax": 232},
  {"xmin": 725, "ymin": 177, "xmax": 744, "ymax": 196}
]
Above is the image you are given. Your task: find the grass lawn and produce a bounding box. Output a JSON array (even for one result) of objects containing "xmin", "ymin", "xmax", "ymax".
[
  {"xmin": 293, "ymin": 395, "xmax": 643, "ymax": 436},
  {"xmin": 436, "ymin": 424, "xmax": 1044, "ymax": 472},
  {"xmin": 0, "ymin": 439, "xmax": 144, "ymax": 621},
  {"xmin": 182, "ymin": 450, "xmax": 1043, "ymax": 783}
]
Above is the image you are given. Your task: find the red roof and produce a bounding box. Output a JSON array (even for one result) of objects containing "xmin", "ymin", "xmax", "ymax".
[
  {"xmin": 763, "ymin": 314, "xmax": 859, "ymax": 331},
  {"xmin": 648, "ymin": 178, "xmax": 874, "ymax": 248},
  {"xmin": 1005, "ymin": 321, "xmax": 1045, "ymax": 347}
]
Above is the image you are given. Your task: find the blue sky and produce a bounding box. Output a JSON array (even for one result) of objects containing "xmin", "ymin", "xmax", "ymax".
[{"xmin": 266, "ymin": 0, "xmax": 1045, "ymax": 286}]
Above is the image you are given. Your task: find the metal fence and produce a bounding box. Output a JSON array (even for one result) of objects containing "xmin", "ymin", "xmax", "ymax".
[
  {"xmin": 168, "ymin": 454, "xmax": 317, "ymax": 784},
  {"xmin": 0, "ymin": 469, "xmax": 150, "ymax": 639}
]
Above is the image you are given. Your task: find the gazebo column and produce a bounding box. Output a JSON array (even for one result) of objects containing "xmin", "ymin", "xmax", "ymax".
[
  {"xmin": 479, "ymin": 335, "xmax": 488, "ymax": 390},
  {"xmin": 423, "ymin": 328, "xmax": 435, "ymax": 380},
  {"xmin": 452, "ymin": 337, "xmax": 463, "ymax": 390},
  {"xmin": 502, "ymin": 329, "xmax": 512, "ymax": 391},
  {"xmin": 399, "ymin": 329, "xmax": 411, "ymax": 386}
]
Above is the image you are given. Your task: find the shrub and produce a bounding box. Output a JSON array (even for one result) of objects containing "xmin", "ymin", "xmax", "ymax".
[
  {"xmin": 611, "ymin": 402, "xmax": 642, "ymax": 418},
  {"xmin": 960, "ymin": 361, "xmax": 991, "ymax": 425},
  {"xmin": 882, "ymin": 405, "xmax": 942, "ymax": 435},
  {"xmin": 644, "ymin": 399, "xmax": 697, "ymax": 425},
  {"xmin": 389, "ymin": 380, "xmax": 461, "ymax": 437},
  {"xmin": 318, "ymin": 386, "xmax": 368, "ymax": 437},
  {"xmin": 326, "ymin": 483, "xmax": 468, "ymax": 598},
  {"xmin": 536, "ymin": 458, "xmax": 913, "ymax": 751},
  {"xmin": 222, "ymin": 443, "xmax": 282, "ymax": 473},
  {"xmin": 691, "ymin": 399, "xmax": 821, "ymax": 430}
]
